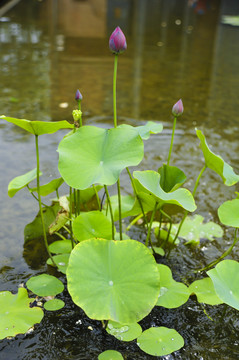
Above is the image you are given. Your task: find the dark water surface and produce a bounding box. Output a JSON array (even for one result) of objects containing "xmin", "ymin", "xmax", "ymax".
[{"xmin": 0, "ymin": 0, "xmax": 239, "ymax": 359}]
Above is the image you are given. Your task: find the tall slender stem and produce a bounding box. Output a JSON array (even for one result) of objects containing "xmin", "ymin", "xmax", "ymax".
[
  {"xmin": 117, "ymin": 180, "xmax": 123, "ymax": 239},
  {"xmin": 69, "ymin": 186, "xmax": 74, "ymax": 249},
  {"xmin": 35, "ymin": 135, "xmax": 55, "ymax": 265},
  {"xmin": 104, "ymin": 185, "xmax": 115, "ymax": 240},
  {"xmin": 167, "ymin": 117, "xmax": 177, "ymax": 166},
  {"xmin": 145, "ymin": 202, "xmax": 158, "ymax": 247},
  {"xmin": 93, "ymin": 184, "xmax": 101, "ymax": 210}
]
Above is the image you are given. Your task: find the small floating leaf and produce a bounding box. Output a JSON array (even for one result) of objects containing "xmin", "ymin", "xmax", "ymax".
[
  {"xmin": 207, "ymin": 260, "xmax": 239, "ymax": 310},
  {"xmin": 156, "ymin": 265, "xmax": 190, "ymax": 308},
  {"xmin": 26, "ymin": 274, "xmax": 64, "ymax": 297},
  {"xmin": 44, "ymin": 299, "xmax": 65, "ymax": 311},
  {"xmin": 0, "ymin": 288, "xmax": 43, "ymax": 340},
  {"xmin": 49, "ymin": 240, "xmax": 72, "ymax": 254},
  {"xmin": 137, "ymin": 327, "xmax": 184, "ymax": 356},
  {"xmin": 196, "ymin": 129, "xmax": 239, "ymax": 186},
  {"xmin": 106, "ymin": 321, "xmax": 142, "ymax": 341},
  {"xmin": 8, "ymin": 168, "xmax": 42, "ymax": 197},
  {"xmin": 98, "ymin": 350, "xmax": 124, "ymax": 360},
  {"xmin": 189, "ymin": 277, "xmax": 223, "ymax": 305},
  {"xmin": 47, "ymin": 254, "xmax": 70, "ymax": 274},
  {"xmin": 29, "ymin": 177, "xmax": 64, "ymax": 196},
  {"xmin": 218, "ymin": 199, "xmax": 239, "ymax": 228}
]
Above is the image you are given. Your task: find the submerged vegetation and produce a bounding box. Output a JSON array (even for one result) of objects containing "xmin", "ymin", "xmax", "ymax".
[{"xmin": 1, "ymin": 26, "xmax": 239, "ymax": 359}]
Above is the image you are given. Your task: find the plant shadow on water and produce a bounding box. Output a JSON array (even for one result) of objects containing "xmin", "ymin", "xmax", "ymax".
[{"xmin": 1, "ymin": 0, "xmax": 239, "ymax": 359}]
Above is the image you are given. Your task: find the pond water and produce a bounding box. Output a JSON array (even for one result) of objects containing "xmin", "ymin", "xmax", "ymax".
[{"xmin": 0, "ymin": 0, "xmax": 239, "ymax": 359}]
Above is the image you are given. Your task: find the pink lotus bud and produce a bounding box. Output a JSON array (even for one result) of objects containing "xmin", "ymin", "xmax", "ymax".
[
  {"xmin": 75, "ymin": 89, "xmax": 83, "ymax": 102},
  {"xmin": 172, "ymin": 99, "xmax": 184, "ymax": 117},
  {"xmin": 109, "ymin": 26, "xmax": 127, "ymax": 54}
]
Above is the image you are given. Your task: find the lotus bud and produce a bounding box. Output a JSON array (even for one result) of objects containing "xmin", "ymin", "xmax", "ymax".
[
  {"xmin": 172, "ymin": 99, "xmax": 184, "ymax": 117},
  {"xmin": 75, "ymin": 89, "xmax": 83, "ymax": 102},
  {"xmin": 109, "ymin": 26, "xmax": 127, "ymax": 54}
]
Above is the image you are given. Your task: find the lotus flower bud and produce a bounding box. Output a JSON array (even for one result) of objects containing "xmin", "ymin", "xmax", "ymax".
[
  {"xmin": 72, "ymin": 110, "xmax": 82, "ymax": 122},
  {"xmin": 172, "ymin": 99, "xmax": 184, "ymax": 117},
  {"xmin": 109, "ymin": 26, "xmax": 127, "ymax": 54},
  {"xmin": 75, "ymin": 89, "xmax": 83, "ymax": 102}
]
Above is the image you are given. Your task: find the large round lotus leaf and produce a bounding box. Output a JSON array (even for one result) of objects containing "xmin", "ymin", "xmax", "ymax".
[
  {"xmin": 133, "ymin": 170, "xmax": 196, "ymax": 212},
  {"xmin": 98, "ymin": 350, "xmax": 123, "ymax": 360},
  {"xmin": 0, "ymin": 287, "xmax": 43, "ymax": 340},
  {"xmin": 189, "ymin": 277, "xmax": 223, "ymax": 305},
  {"xmin": 156, "ymin": 265, "xmax": 190, "ymax": 308},
  {"xmin": 1, "ymin": 116, "xmax": 73, "ymax": 135},
  {"xmin": 73, "ymin": 211, "xmax": 114, "ymax": 241},
  {"xmin": 137, "ymin": 327, "xmax": 184, "ymax": 356},
  {"xmin": 207, "ymin": 260, "xmax": 239, "ymax": 310},
  {"xmin": 218, "ymin": 199, "xmax": 239, "ymax": 228},
  {"xmin": 66, "ymin": 239, "xmax": 160, "ymax": 324},
  {"xmin": 58, "ymin": 126, "xmax": 144, "ymax": 189},
  {"xmin": 106, "ymin": 321, "xmax": 142, "ymax": 341},
  {"xmin": 8, "ymin": 168, "xmax": 42, "ymax": 197},
  {"xmin": 26, "ymin": 274, "xmax": 64, "ymax": 296}
]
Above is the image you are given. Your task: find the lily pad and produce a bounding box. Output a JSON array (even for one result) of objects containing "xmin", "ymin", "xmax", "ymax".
[
  {"xmin": 1, "ymin": 116, "xmax": 73, "ymax": 135},
  {"xmin": 189, "ymin": 277, "xmax": 223, "ymax": 305},
  {"xmin": 207, "ymin": 260, "xmax": 239, "ymax": 310},
  {"xmin": 44, "ymin": 299, "xmax": 65, "ymax": 311},
  {"xmin": 98, "ymin": 350, "xmax": 124, "ymax": 360},
  {"xmin": 8, "ymin": 168, "xmax": 42, "ymax": 197},
  {"xmin": 133, "ymin": 170, "xmax": 196, "ymax": 212},
  {"xmin": 218, "ymin": 199, "xmax": 239, "ymax": 228},
  {"xmin": 137, "ymin": 327, "xmax": 184, "ymax": 356},
  {"xmin": 49, "ymin": 240, "xmax": 73, "ymax": 254},
  {"xmin": 58, "ymin": 126, "xmax": 144, "ymax": 189},
  {"xmin": 73, "ymin": 211, "xmax": 115, "ymax": 241},
  {"xmin": 156, "ymin": 265, "xmax": 190, "ymax": 308},
  {"xmin": 29, "ymin": 177, "xmax": 64, "ymax": 196},
  {"xmin": 26, "ymin": 274, "xmax": 64, "ymax": 297},
  {"xmin": 106, "ymin": 321, "xmax": 142, "ymax": 341},
  {"xmin": 168, "ymin": 215, "xmax": 223, "ymax": 245},
  {"xmin": 119, "ymin": 121, "xmax": 163, "ymax": 140},
  {"xmin": 196, "ymin": 129, "xmax": 239, "ymax": 186},
  {"xmin": 0, "ymin": 288, "xmax": 43, "ymax": 340},
  {"xmin": 66, "ymin": 239, "xmax": 160, "ymax": 323},
  {"xmin": 47, "ymin": 253, "xmax": 70, "ymax": 274}
]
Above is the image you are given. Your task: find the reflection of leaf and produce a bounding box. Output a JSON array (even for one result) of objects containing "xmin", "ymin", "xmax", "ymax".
[
  {"xmin": 189, "ymin": 278, "xmax": 223, "ymax": 305},
  {"xmin": 8, "ymin": 168, "xmax": 42, "ymax": 197},
  {"xmin": 0, "ymin": 288, "xmax": 43, "ymax": 340},
  {"xmin": 169, "ymin": 215, "xmax": 223, "ymax": 245}
]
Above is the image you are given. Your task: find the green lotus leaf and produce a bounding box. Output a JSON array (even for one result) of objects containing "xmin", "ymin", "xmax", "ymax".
[
  {"xmin": 58, "ymin": 126, "xmax": 144, "ymax": 189},
  {"xmin": 196, "ymin": 129, "xmax": 239, "ymax": 186},
  {"xmin": 137, "ymin": 327, "xmax": 184, "ymax": 357},
  {"xmin": 153, "ymin": 227, "xmax": 179, "ymax": 245},
  {"xmin": 26, "ymin": 274, "xmax": 64, "ymax": 297},
  {"xmin": 150, "ymin": 246, "xmax": 165, "ymax": 256},
  {"xmin": 156, "ymin": 265, "xmax": 190, "ymax": 308},
  {"xmin": 158, "ymin": 164, "xmax": 187, "ymax": 192},
  {"xmin": 189, "ymin": 278, "xmax": 223, "ymax": 305},
  {"xmin": 49, "ymin": 240, "xmax": 72, "ymax": 254},
  {"xmin": 104, "ymin": 195, "xmax": 135, "ymax": 221},
  {"xmin": 207, "ymin": 260, "xmax": 239, "ymax": 310},
  {"xmin": 119, "ymin": 121, "xmax": 163, "ymax": 140},
  {"xmin": 66, "ymin": 239, "xmax": 160, "ymax": 324},
  {"xmin": 1, "ymin": 116, "xmax": 73, "ymax": 135},
  {"xmin": 47, "ymin": 253, "xmax": 70, "ymax": 274},
  {"xmin": 0, "ymin": 288, "xmax": 43, "ymax": 340},
  {"xmin": 133, "ymin": 170, "xmax": 196, "ymax": 212},
  {"xmin": 218, "ymin": 199, "xmax": 239, "ymax": 228},
  {"xmin": 8, "ymin": 168, "xmax": 42, "ymax": 197},
  {"xmin": 168, "ymin": 215, "xmax": 223, "ymax": 245},
  {"xmin": 98, "ymin": 350, "xmax": 124, "ymax": 360},
  {"xmin": 106, "ymin": 321, "xmax": 142, "ymax": 341},
  {"xmin": 73, "ymin": 211, "xmax": 115, "ymax": 241},
  {"xmin": 44, "ymin": 299, "xmax": 65, "ymax": 311},
  {"xmin": 29, "ymin": 177, "xmax": 64, "ymax": 196},
  {"xmin": 78, "ymin": 185, "xmax": 103, "ymax": 205}
]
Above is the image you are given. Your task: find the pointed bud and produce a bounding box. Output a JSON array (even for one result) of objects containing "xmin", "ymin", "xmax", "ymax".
[
  {"xmin": 109, "ymin": 26, "xmax": 127, "ymax": 54},
  {"xmin": 75, "ymin": 89, "xmax": 83, "ymax": 102},
  {"xmin": 172, "ymin": 99, "xmax": 184, "ymax": 117}
]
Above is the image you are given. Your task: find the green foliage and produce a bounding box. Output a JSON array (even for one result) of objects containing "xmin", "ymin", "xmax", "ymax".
[
  {"xmin": 158, "ymin": 164, "xmax": 186, "ymax": 192},
  {"xmin": 8, "ymin": 168, "xmax": 42, "ymax": 197},
  {"xmin": 26, "ymin": 274, "xmax": 64, "ymax": 297},
  {"xmin": 66, "ymin": 239, "xmax": 160, "ymax": 323},
  {"xmin": 218, "ymin": 199, "xmax": 239, "ymax": 228},
  {"xmin": 119, "ymin": 121, "xmax": 163, "ymax": 140},
  {"xmin": 156, "ymin": 265, "xmax": 190, "ymax": 308},
  {"xmin": 98, "ymin": 350, "xmax": 124, "ymax": 360},
  {"xmin": 189, "ymin": 278, "xmax": 223, "ymax": 305},
  {"xmin": 29, "ymin": 177, "xmax": 64, "ymax": 196},
  {"xmin": 137, "ymin": 327, "xmax": 184, "ymax": 356},
  {"xmin": 49, "ymin": 240, "xmax": 72, "ymax": 254},
  {"xmin": 207, "ymin": 260, "xmax": 239, "ymax": 310},
  {"xmin": 47, "ymin": 253, "xmax": 70, "ymax": 274},
  {"xmin": 58, "ymin": 126, "xmax": 144, "ymax": 189},
  {"xmin": 0, "ymin": 288, "xmax": 43, "ymax": 340},
  {"xmin": 44, "ymin": 299, "xmax": 65, "ymax": 311},
  {"xmin": 106, "ymin": 321, "xmax": 142, "ymax": 341}
]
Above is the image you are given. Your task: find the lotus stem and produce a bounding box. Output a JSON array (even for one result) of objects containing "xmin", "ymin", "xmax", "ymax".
[
  {"xmin": 93, "ymin": 184, "xmax": 101, "ymax": 210},
  {"xmin": 145, "ymin": 202, "xmax": 158, "ymax": 247},
  {"xmin": 69, "ymin": 186, "xmax": 74, "ymax": 249},
  {"xmin": 104, "ymin": 185, "xmax": 115, "ymax": 240},
  {"xmin": 167, "ymin": 117, "xmax": 177, "ymax": 166}
]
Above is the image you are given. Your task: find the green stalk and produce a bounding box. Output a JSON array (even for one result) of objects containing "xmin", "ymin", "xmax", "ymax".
[
  {"xmin": 69, "ymin": 186, "xmax": 74, "ymax": 249},
  {"xmin": 93, "ymin": 184, "xmax": 101, "ymax": 210},
  {"xmin": 197, "ymin": 228, "xmax": 238, "ymax": 272},
  {"xmin": 77, "ymin": 189, "xmax": 81, "ymax": 215},
  {"xmin": 145, "ymin": 202, "xmax": 158, "ymax": 247},
  {"xmin": 117, "ymin": 180, "xmax": 123, "ymax": 240},
  {"xmin": 167, "ymin": 116, "xmax": 177, "ymax": 166},
  {"xmin": 35, "ymin": 135, "xmax": 56, "ymax": 265},
  {"xmin": 78, "ymin": 101, "xmax": 82, "ymax": 127},
  {"xmin": 104, "ymin": 185, "xmax": 115, "ymax": 240}
]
